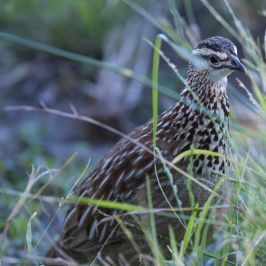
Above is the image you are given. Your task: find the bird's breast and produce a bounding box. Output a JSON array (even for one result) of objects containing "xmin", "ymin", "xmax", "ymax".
[{"xmin": 165, "ymin": 105, "xmax": 230, "ymax": 180}]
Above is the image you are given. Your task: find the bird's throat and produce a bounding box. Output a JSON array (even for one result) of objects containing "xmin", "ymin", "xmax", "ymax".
[{"xmin": 184, "ymin": 65, "xmax": 229, "ymax": 117}]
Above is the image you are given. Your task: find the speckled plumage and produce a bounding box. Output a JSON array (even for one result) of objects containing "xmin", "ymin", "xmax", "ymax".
[{"xmin": 46, "ymin": 36, "xmax": 244, "ymax": 265}]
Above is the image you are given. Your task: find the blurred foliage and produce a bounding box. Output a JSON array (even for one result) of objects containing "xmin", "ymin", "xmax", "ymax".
[{"xmin": 0, "ymin": 0, "xmax": 141, "ymax": 56}]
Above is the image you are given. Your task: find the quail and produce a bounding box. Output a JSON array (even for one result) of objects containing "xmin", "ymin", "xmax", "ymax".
[{"xmin": 46, "ymin": 36, "xmax": 245, "ymax": 265}]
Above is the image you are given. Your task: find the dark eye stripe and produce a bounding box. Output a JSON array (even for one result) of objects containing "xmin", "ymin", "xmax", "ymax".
[{"xmin": 210, "ymin": 55, "xmax": 228, "ymax": 62}]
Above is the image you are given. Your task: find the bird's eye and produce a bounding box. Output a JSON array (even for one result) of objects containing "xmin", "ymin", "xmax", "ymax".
[{"xmin": 209, "ymin": 55, "xmax": 219, "ymax": 64}]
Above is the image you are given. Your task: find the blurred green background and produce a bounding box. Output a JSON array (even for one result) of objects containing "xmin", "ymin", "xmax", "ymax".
[{"xmin": 0, "ymin": 0, "xmax": 265, "ymax": 262}]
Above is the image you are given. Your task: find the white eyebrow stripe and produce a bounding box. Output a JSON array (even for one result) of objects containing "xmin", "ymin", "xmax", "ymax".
[
  {"xmin": 233, "ymin": 45, "xmax": 238, "ymax": 55},
  {"xmin": 192, "ymin": 48, "xmax": 228, "ymax": 60}
]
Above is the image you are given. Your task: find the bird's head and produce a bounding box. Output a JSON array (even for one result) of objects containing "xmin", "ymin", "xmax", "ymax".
[{"xmin": 191, "ymin": 36, "xmax": 245, "ymax": 81}]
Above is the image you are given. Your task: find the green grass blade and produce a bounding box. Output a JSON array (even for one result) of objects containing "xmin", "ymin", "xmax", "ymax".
[
  {"xmin": 172, "ymin": 149, "xmax": 225, "ymax": 164},
  {"xmin": 72, "ymin": 195, "xmax": 143, "ymax": 212},
  {"xmin": 26, "ymin": 212, "xmax": 37, "ymax": 255},
  {"xmin": 180, "ymin": 203, "xmax": 199, "ymax": 259},
  {"xmin": 168, "ymin": 225, "xmax": 182, "ymax": 264},
  {"xmin": 152, "ymin": 35, "xmax": 162, "ymax": 147}
]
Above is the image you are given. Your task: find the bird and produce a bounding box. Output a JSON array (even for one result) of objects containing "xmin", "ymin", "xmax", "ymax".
[{"xmin": 46, "ymin": 36, "xmax": 245, "ymax": 265}]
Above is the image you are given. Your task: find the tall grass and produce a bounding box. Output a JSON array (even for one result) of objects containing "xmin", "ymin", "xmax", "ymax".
[{"xmin": 0, "ymin": 1, "xmax": 265, "ymax": 265}]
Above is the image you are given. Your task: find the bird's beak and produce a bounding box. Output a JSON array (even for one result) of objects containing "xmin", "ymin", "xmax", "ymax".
[{"xmin": 227, "ymin": 55, "xmax": 246, "ymax": 73}]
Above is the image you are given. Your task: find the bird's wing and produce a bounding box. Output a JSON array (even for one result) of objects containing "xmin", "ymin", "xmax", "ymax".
[{"xmin": 59, "ymin": 107, "xmax": 186, "ymax": 255}]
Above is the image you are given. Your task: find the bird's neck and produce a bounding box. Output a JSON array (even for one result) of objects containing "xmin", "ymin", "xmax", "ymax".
[{"xmin": 182, "ymin": 64, "xmax": 230, "ymax": 117}]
